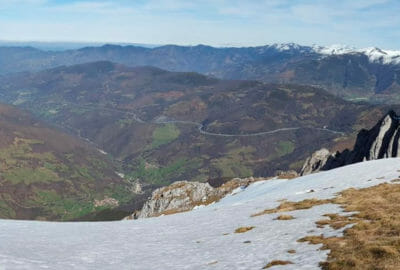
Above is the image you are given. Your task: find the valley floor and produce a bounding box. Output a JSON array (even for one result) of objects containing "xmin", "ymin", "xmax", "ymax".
[{"xmin": 1, "ymin": 159, "xmax": 400, "ymax": 269}]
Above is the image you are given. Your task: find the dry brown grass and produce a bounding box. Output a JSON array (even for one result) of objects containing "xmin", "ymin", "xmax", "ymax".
[
  {"xmin": 287, "ymin": 249, "xmax": 296, "ymax": 254},
  {"xmin": 316, "ymin": 213, "xmax": 352, "ymax": 230},
  {"xmin": 298, "ymin": 235, "xmax": 325, "ymax": 245},
  {"xmin": 275, "ymin": 214, "xmax": 295, "ymax": 220},
  {"xmin": 300, "ymin": 183, "xmax": 400, "ymax": 270},
  {"xmin": 234, "ymin": 226, "xmax": 255, "ymax": 233},
  {"xmin": 251, "ymin": 198, "xmax": 332, "ymax": 217},
  {"xmin": 263, "ymin": 260, "xmax": 293, "ymax": 268}
]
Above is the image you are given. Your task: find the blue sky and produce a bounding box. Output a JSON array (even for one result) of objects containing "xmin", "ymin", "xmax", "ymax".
[{"xmin": 0, "ymin": 0, "xmax": 399, "ymax": 49}]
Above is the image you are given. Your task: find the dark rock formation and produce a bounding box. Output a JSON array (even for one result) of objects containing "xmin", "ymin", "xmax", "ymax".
[{"xmin": 301, "ymin": 110, "xmax": 400, "ymax": 175}]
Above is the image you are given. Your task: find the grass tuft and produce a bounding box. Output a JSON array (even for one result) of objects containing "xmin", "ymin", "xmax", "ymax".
[
  {"xmin": 234, "ymin": 226, "xmax": 255, "ymax": 233},
  {"xmin": 275, "ymin": 214, "xmax": 295, "ymax": 220},
  {"xmin": 263, "ymin": 260, "xmax": 293, "ymax": 269}
]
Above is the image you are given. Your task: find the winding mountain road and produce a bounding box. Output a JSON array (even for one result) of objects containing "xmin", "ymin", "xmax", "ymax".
[
  {"xmin": 153, "ymin": 119, "xmax": 345, "ymax": 137},
  {"xmin": 64, "ymin": 104, "xmax": 346, "ymax": 138}
]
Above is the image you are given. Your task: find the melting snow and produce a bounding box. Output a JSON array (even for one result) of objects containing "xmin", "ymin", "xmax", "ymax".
[{"xmin": 1, "ymin": 158, "xmax": 400, "ymax": 269}]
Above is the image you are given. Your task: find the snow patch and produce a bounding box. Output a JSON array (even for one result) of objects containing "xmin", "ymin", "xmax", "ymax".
[{"xmin": 1, "ymin": 158, "xmax": 400, "ymax": 269}]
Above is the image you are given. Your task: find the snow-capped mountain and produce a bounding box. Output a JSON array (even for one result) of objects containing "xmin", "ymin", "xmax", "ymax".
[
  {"xmin": 266, "ymin": 42, "xmax": 315, "ymax": 54},
  {"xmin": 1, "ymin": 158, "xmax": 400, "ymax": 269},
  {"xmin": 266, "ymin": 42, "xmax": 400, "ymax": 65},
  {"xmin": 312, "ymin": 44, "xmax": 358, "ymax": 55},
  {"xmin": 313, "ymin": 44, "xmax": 400, "ymax": 65}
]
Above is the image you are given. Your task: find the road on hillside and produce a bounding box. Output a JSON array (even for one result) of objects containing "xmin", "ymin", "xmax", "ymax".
[
  {"xmin": 153, "ymin": 119, "xmax": 345, "ymax": 137},
  {"xmin": 64, "ymin": 104, "xmax": 346, "ymax": 138}
]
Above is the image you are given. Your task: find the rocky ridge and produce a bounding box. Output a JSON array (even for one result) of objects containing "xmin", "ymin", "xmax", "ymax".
[
  {"xmin": 301, "ymin": 110, "xmax": 400, "ymax": 175},
  {"xmin": 126, "ymin": 177, "xmax": 269, "ymax": 219}
]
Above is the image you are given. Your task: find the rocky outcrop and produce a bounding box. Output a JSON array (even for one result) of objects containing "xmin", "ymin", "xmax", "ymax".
[
  {"xmin": 300, "ymin": 149, "xmax": 334, "ymax": 175},
  {"xmin": 301, "ymin": 110, "xmax": 400, "ymax": 175},
  {"xmin": 126, "ymin": 177, "xmax": 263, "ymax": 219},
  {"xmin": 137, "ymin": 181, "xmax": 217, "ymax": 218}
]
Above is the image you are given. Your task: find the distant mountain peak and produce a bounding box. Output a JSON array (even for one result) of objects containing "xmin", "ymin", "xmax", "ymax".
[{"xmin": 270, "ymin": 42, "xmax": 301, "ymax": 51}]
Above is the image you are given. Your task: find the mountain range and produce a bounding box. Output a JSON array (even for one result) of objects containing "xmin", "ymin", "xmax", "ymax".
[
  {"xmin": 1, "ymin": 61, "xmax": 396, "ymax": 191},
  {"xmin": 1, "ymin": 43, "xmax": 400, "ymax": 103}
]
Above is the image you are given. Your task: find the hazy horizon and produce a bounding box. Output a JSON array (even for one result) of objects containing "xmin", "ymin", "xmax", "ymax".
[
  {"xmin": 1, "ymin": 0, "xmax": 399, "ymax": 50},
  {"xmin": 1, "ymin": 40, "xmax": 399, "ymax": 52}
]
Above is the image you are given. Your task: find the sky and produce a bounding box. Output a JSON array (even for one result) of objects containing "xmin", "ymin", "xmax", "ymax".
[{"xmin": 0, "ymin": 0, "xmax": 399, "ymax": 49}]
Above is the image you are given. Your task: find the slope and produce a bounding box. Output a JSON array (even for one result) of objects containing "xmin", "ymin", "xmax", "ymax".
[
  {"xmin": 0, "ymin": 103, "xmax": 137, "ymax": 221},
  {"xmin": 1, "ymin": 158, "xmax": 400, "ymax": 269}
]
